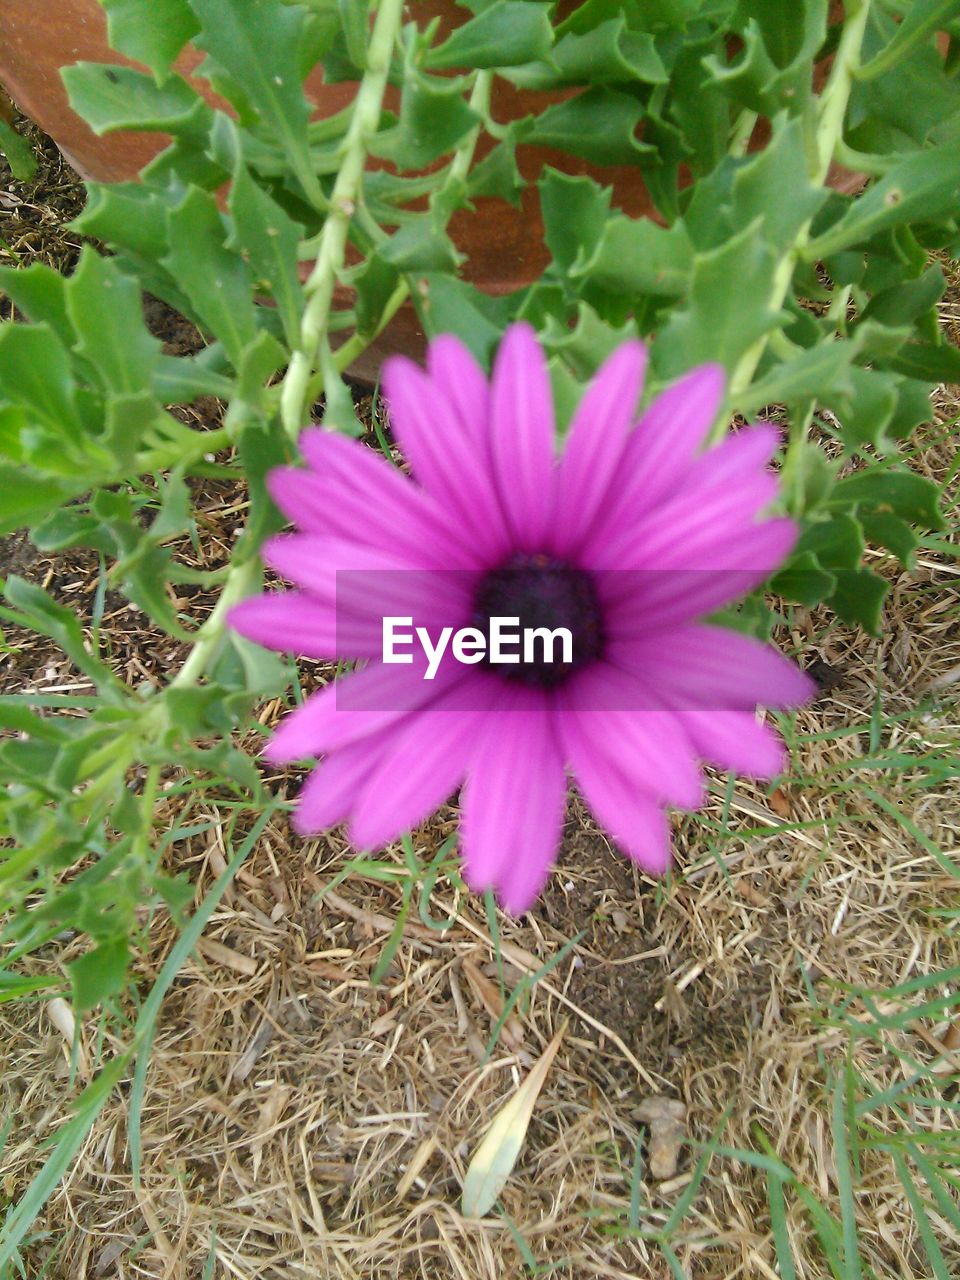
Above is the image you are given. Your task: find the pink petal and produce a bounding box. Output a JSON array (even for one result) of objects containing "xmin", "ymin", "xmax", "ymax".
[
  {"xmin": 591, "ymin": 467, "xmax": 780, "ymax": 571},
  {"xmin": 606, "ymin": 624, "xmax": 817, "ymax": 710},
  {"xmin": 264, "ymin": 659, "xmax": 467, "ymax": 763},
  {"xmin": 263, "ymin": 534, "xmax": 473, "ymax": 628},
  {"xmin": 426, "ymin": 333, "xmax": 490, "ymax": 438},
  {"xmin": 347, "ymin": 701, "xmax": 486, "ymax": 850},
  {"xmin": 267, "ymin": 465, "xmax": 477, "ymax": 570},
  {"xmin": 631, "ymin": 363, "xmax": 726, "ymax": 497},
  {"xmin": 227, "ymin": 592, "xmax": 348, "ymax": 659},
  {"xmin": 553, "ymin": 340, "xmax": 648, "ymax": 557},
  {"xmin": 558, "ymin": 665, "xmax": 704, "ymax": 808},
  {"xmin": 603, "ymin": 519, "xmax": 799, "ymax": 632},
  {"xmin": 381, "ymin": 355, "xmax": 511, "ymax": 559},
  {"xmin": 488, "ymin": 322, "xmax": 557, "ymax": 551},
  {"xmin": 580, "ymin": 363, "xmax": 726, "ymax": 553},
  {"xmin": 560, "ymin": 714, "xmax": 672, "ymax": 874},
  {"xmin": 684, "ymin": 423, "xmax": 781, "ymax": 489},
  {"xmin": 292, "ymin": 741, "xmax": 383, "ymax": 835},
  {"xmin": 678, "ymin": 710, "xmax": 787, "ymax": 779},
  {"xmin": 459, "ymin": 688, "xmax": 567, "ymax": 913}
]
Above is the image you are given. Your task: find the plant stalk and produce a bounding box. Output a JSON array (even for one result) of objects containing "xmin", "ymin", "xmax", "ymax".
[
  {"xmin": 280, "ymin": 0, "xmax": 405, "ymax": 439},
  {"xmin": 723, "ymin": 0, "xmax": 872, "ymax": 429}
]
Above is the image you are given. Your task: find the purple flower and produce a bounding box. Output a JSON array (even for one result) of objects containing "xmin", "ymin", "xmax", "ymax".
[{"xmin": 229, "ymin": 324, "xmax": 814, "ymax": 913}]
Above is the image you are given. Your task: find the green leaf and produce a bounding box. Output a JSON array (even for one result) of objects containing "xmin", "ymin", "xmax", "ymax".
[
  {"xmin": 0, "ymin": 324, "xmax": 82, "ymax": 432},
  {"xmin": 506, "ymin": 17, "xmax": 666, "ymax": 88},
  {"xmin": 771, "ymin": 550, "xmax": 836, "ymax": 606},
  {"xmin": 150, "ymin": 470, "xmax": 193, "ymax": 542},
  {"xmin": 371, "ymin": 69, "xmax": 480, "ymax": 168},
  {"xmin": 860, "ymin": 511, "xmax": 919, "ymax": 566},
  {"xmin": 539, "ymin": 169, "xmax": 612, "ymax": 273},
  {"xmin": 162, "ymin": 188, "xmax": 259, "ymax": 365},
  {"xmin": 887, "ymin": 378, "xmax": 934, "ymax": 441},
  {"xmin": 703, "ymin": 0, "xmax": 827, "ymax": 114},
  {"xmin": 660, "ymin": 31, "xmax": 729, "ymax": 174},
  {"xmin": 857, "ymin": 0, "xmax": 960, "ymax": 81},
  {"xmin": 785, "ymin": 439, "xmax": 836, "ymax": 514},
  {"xmin": 465, "ymin": 139, "xmax": 524, "ymax": 205},
  {"xmin": 153, "ymin": 354, "xmax": 236, "ymax": 403},
  {"xmin": 0, "ymin": 262, "xmax": 73, "ymax": 345},
  {"xmin": 233, "ymin": 331, "xmax": 288, "ymax": 419},
  {"xmin": 830, "ymin": 468, "xmax": 944, "ymax": 528},
  {"xmin": 237, "ymin": 424, "xmax": 293, "ymax": 551},
  {"xmin": 860, "ymin": 265, "xmax": 946, "ymax": 327},
  {"xmin": 214, "ymin": 632, "xmax": 291, "ymax": 700},
  {"xmin": 227, "ymin": 164, "xmax": 306, "ymax": 349},
  {"xmin": 821, "ymin": 366, "xmax": 901, "ymax": 451},
  {"xmin": 653, "ymin": 220, "xmax": 780, "ymax": 376},
  {"xmin": 739, "ymin": 335, "xmax": 870, "ymax": 413},
  {"xmin": 572, "ymin": 214, "xmax": 692, "ymax": 297},
  {"xmin": 379, "ymin": 219, "xmax": 463, "ymax": 273},
  {"xmin": 188, "ymin": 0, "xmax": 323, "ymax": 203},
  {"xmin": 3, "ymin": 578, "xmax": 118, "ymax": 691},
  {"xmin": 0, "ymin": 118, "xmax": 37, "ymax": 181},
  {"xmin": 338, "ymin": 0, "xmax": 370, "ymax": 70},
  {"xmin": 413, "ymin": 275, "xmax": 510, "ymax": 366},
  {"xmin": 164, "ymin": 683, "xmax": 237, "ymax": 738},
  {"xmin": 0, "ymin": 468, "xmax": 73, "ymax": 537},
  {"xmin": 100, "ymin": 0, "xmax": 200, "ymax": 78},
  {"xmin": 349, "ymin": 253, "xmax": 402, "ymax": 338},
  {"xmin": 555, "ymin": 0, "xmax": 707, "ymax": 36},
  {"xmin": 806, "ymin": 147, "xmax": 960, "ymax": 260},
  {"xmin": 881, "ymin": 340, "xmax": 960, "ymax": 382},
  {"xmin": 115, "ymin": 546, "xmax": 188, "ymax": 638},
  {"xmin": 68, "ymin": 936, "xmax": 131, "ymax": 1012},
  {"xmin": 797, "ymin": 513, "xmax": 864, "ymax": 571},
  {"xmin": 65, "ymin": 250, "xmax": 161, "ymax": 395},
  {"xmin": 541, "ymin": 302, "xmax": 634, "ymax": 379},
  {"xmin": 686, "ymin": 115, "xmax": 827, "ymax": 253},
  {"xmin": 829, "ymin": 568, "xmax": 888, "ymax": 633},
  {"xmin": 520, "ymin": 87, "xmax": 651, "ymax": 165},
  {"xmin": 102, "ymin": 392, "xmax": 169, "ymax": 471},
  {"xmin": 62, "ymin": 63, "xmax": 209, "ymax": 136},
  {"xmin": 426, "ymin": 1, "xmax": 554, "ymax": 70},
  {"xmin": 71, "ymin": 183, "xmax": 171, "ymax": 264},
  {"xmin": 850, "ymin": 6, "xmax": 960, "ymax": 147}
]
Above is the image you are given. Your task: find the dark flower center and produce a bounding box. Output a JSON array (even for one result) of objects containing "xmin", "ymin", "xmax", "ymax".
[{"xmin": 471, "ymin": 554, "xmax": 604, "ymax": 688}]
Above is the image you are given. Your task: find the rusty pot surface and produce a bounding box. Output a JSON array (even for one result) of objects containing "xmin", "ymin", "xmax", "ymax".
[{"xmin": 0, "ymin": 0, "xmax": 862, "ymax": 380}]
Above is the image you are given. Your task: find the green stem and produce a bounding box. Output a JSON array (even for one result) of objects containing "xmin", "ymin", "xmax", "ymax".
[
  {"xmin": 162, "ymin": 56, "xmax": 492, "ymax": 696},
  {"xmin": 854, "ymin": 0, "xmax": 952, "ymax": 81},
  {"xmin": 443, "ymin": 70, "xmax": 493, "ymax": 189},
  {"xmin": 280, "ymin": 0, "xmax": 405, "ymax": 439},
  {"xmin": 730, "ymin": 108, "xmax": 758, "ymax": 158},
  {"xmin": 723, "ymin": 0, "xmax": 872, "ymax": 432},
  {"xmin": 136, "ymin": 424, "xmax": 232, "ymax": 474},
  {"xmin": 303, "ymin": 69, "xmax": 494, "ymax": 403},
  {"xmin": 168, "ymin": 557, "xmax": 260, "ymax": 690}
]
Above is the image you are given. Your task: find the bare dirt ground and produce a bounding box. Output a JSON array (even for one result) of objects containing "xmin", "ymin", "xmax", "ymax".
[{"xmin": 2, "ymin": 122, "xmax": 960, "ymax": 1280}]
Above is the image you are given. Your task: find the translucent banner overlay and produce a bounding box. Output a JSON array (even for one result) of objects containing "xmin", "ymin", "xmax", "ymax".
[{"xmin": 331, "ymin": 569, "xmax": 816, "ymax": 712}]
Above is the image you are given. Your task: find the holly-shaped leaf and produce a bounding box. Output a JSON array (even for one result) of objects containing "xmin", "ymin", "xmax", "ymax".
[
  {"xmin": 100, "ymin": 0, "xmax": 200, "ymax": 78},
  {"xmin": 188, "ymin": 0, "xmax": 323, "ymax": 204},
  {"xmin": 653, "ymin": 220, "xmax": 781, "ymax": 376},
  {"xmin": 426, "ymin": 1, "xmax": 554, "ymax": 70},
  {"xmin": 228, "ymin": 164, "xmax": 306, "ymax": 349},
  {"xmin": 66, "ymin": 250, "xmax": 162, "ymax": 396},
  {"xmin": 830, "ymin": 468, "xmax": 944, "ymax": 528},
  {"xmin": 163, "ymin": 189, "xmax": 259, "ymax": 365},
  {"xmin": 68, "ymin": 936, "xmax": 131, "ymax": 1012},
  {"xmin": 62, "ymin": 64, "xmax": 209, "ymax": 137}
]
